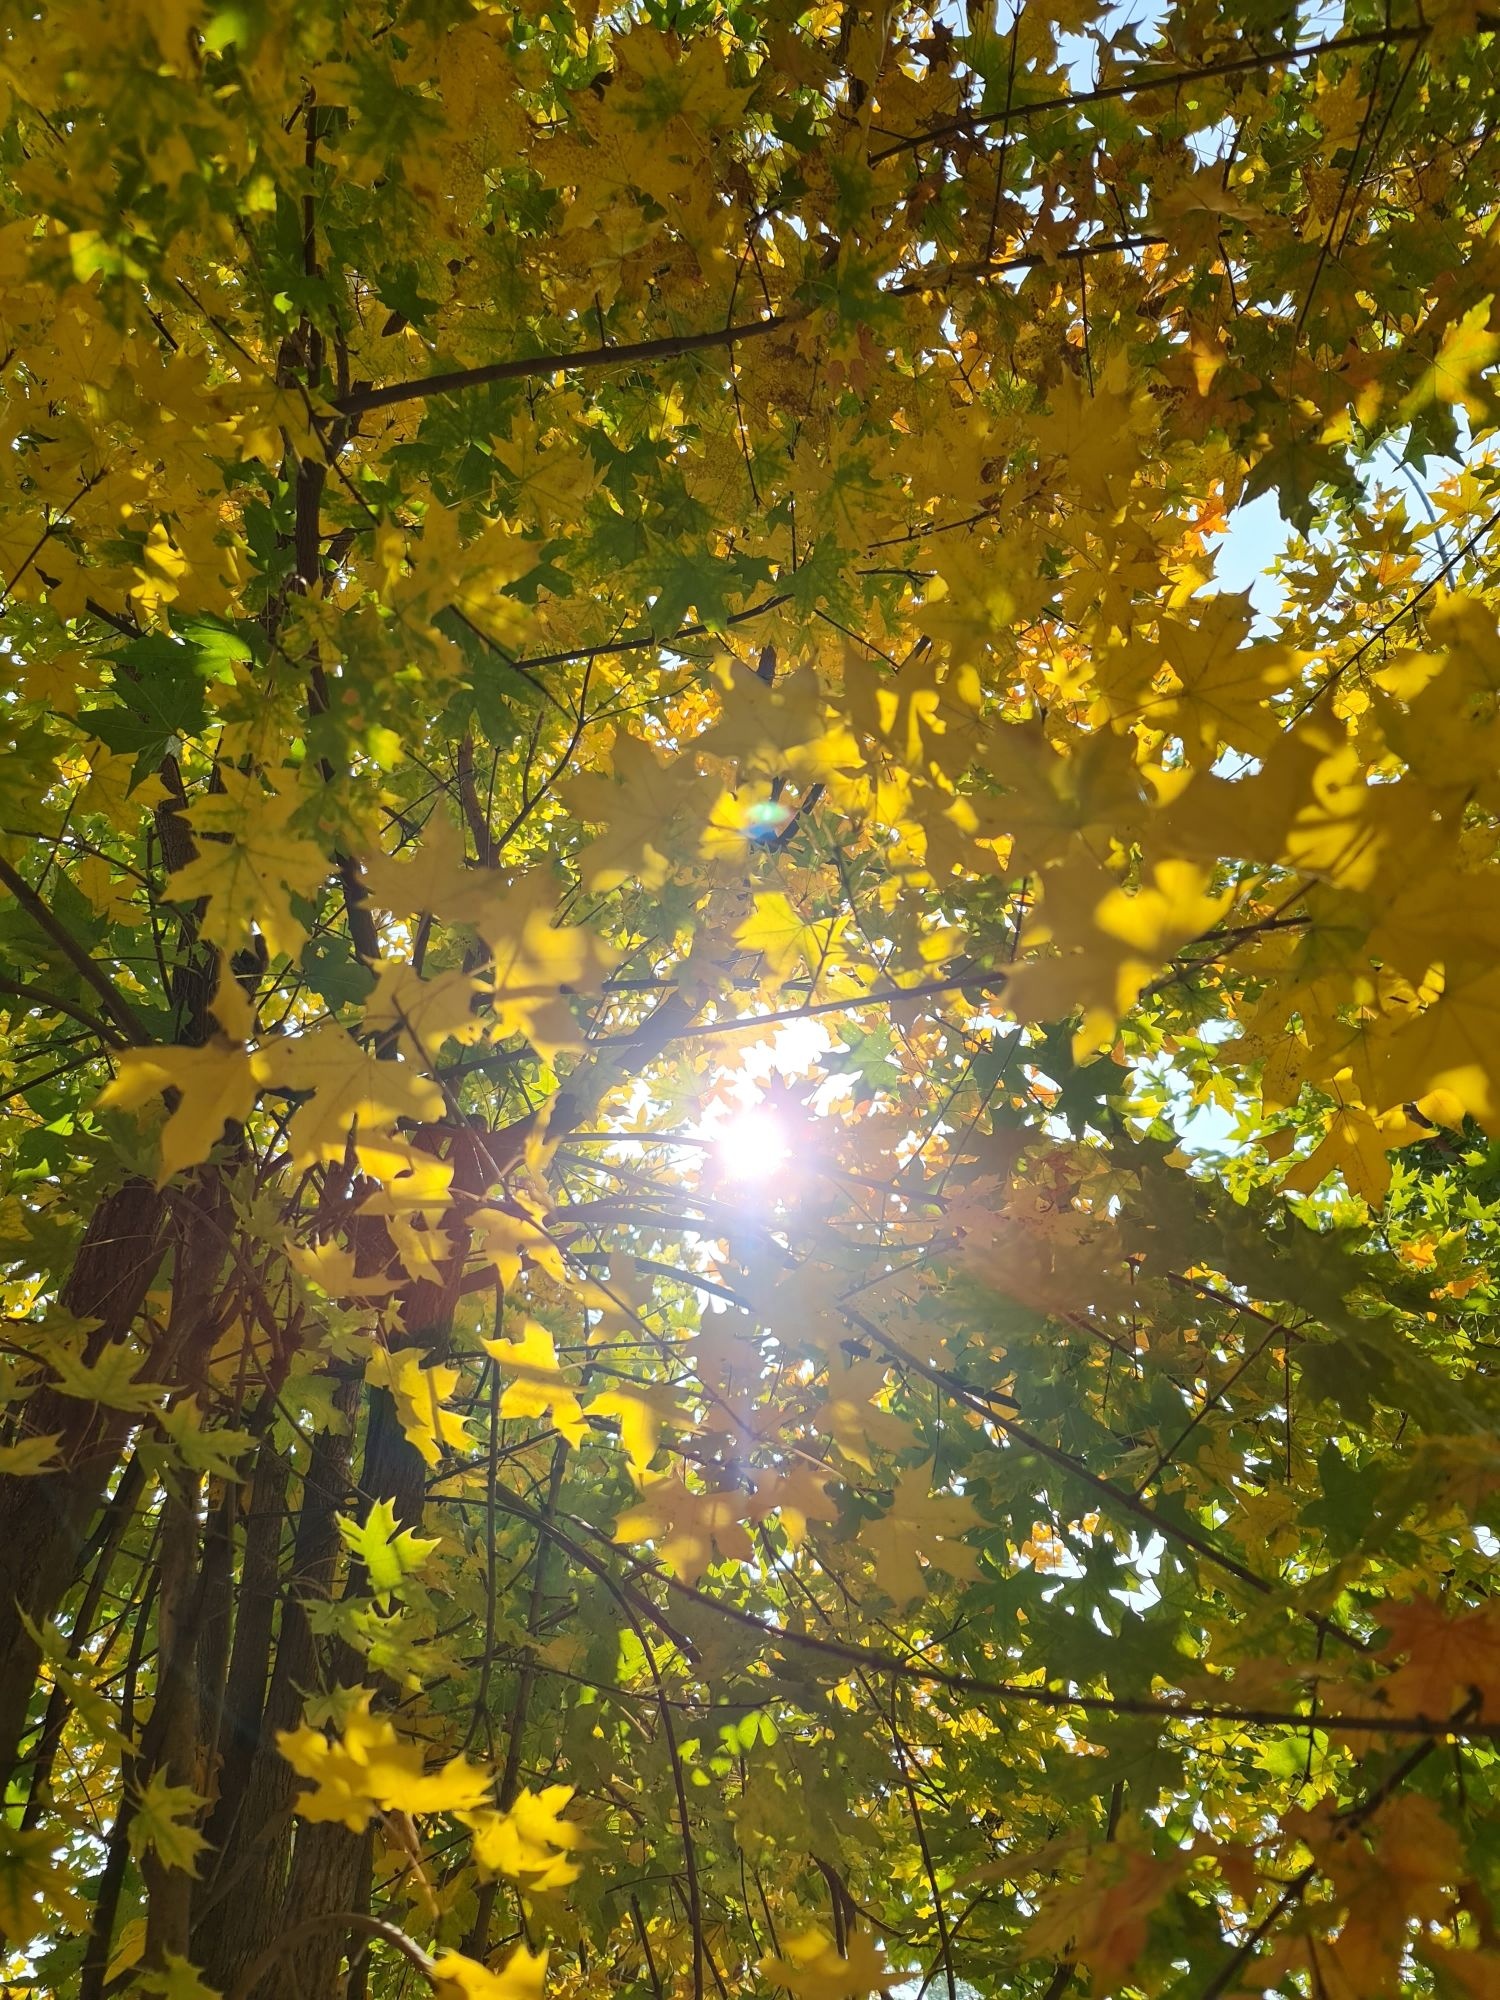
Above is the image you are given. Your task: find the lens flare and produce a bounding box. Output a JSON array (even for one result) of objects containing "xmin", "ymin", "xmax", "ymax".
[{"xmin": 716, "ymin": 1107, "xmax": 791, "ymax": 1180}]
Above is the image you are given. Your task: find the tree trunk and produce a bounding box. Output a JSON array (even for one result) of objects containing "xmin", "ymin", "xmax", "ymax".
[
  {"xmin": 0, "ymin": 1177, "xmax": 167, "ymax": 1790},
  {"xmin": 256, "ymin": 1385, "xmax": 428, "ymax": 2000},
  {"xmin": 201, "ymin": 1440, "xmax": 289, "ymax": 1837},
  {"xmin": 142, "ymin": 1470, "xmax": 203, "ymax": 1967},
  {"xmin": 195, "ymin": 1378, "xmax": 358, "ymax": 1991}
]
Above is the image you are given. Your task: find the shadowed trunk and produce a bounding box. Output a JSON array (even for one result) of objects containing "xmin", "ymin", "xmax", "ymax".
[{"xmin": 0, "ymin": 1178, "xmax": 167, "ymax": 1794}]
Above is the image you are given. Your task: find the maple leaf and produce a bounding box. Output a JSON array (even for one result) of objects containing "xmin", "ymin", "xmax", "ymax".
[
  {"xmin": 0, "ymin": 1821, "xmax": 86, "ymax": 1940},
  {"xmin": 750, "ymin": 1460, "xmax": 841, "ymax": 1547},
  {"xmin": 589, "ymin": 1383, "xmax": 667, "ymax": 1478},
  {"xmin": 358, "ymin": 814, "xmax": 482, "ymax": 925},
  {"xmin": 365, "ymin": 1347, "xmax": 472, "ymax": 1467},
  {"xmin": 258, "ymin": 1022, "xmax": 444, "ymax": 1167},
  {"xmin": 561, "ymin": 733, "xmax": 710, "ymax": 892},
  {"xmin": 468, "ymin": 1202, "xmax": 569, "ymax": 1291},
  {"xmin": 815, "ymin": 1360, "xmax": 912, "ymax": 1473},
  {"xmin": 612, "ymin": 1472, "xmax": 755, "ymax": 1583},
  {"xmin": 1280, "ymin": 1100, "xmax": 1428, "ymax": 1207},
  {"xmin": 974, "ymin": 722, "xmax": 1148, "ymax": 874},
  {"xmin": 97, "ymin": 1037, "xmax": 258, "ymax": 1183},
  {"xmin": 166, "ymin": 771, "xmax": 328, "ymax": 960},
  {"xmin": 735, "ymin": 891, "xmax": 849, "ymax": 982},
  {"xmin": 696, "ymin": 664, "xmax": 862, "ymax": 783},
  {"xmin": 15, "ymin": 9, "xmax": 1500, "ymax": 1994},
  {"xmin": 858, "ymin": 1462, "xmax": 981, "ymax": 1605},
  {"xmin": 278, "ymin": 1688, "xmax": 490, "ymax": 1831},
  {"xmin": 48, "ymin": 1339, "xmax": 167, "ymax": 1414},
  {"xmin": 0, "ymin": 1435, "xmax": 62, "ymax": 1475},
  {"xmin": 1373, "ymin": 967, "xmax": 1500, "ymax": 1133},
  {"xmin": 1030, "ymin": 366, "xmax": 1152, "ymax": 505},
  {"xmin": 1375, "ymin": 1597, "xmax": 1500, "ymax": 1719},
  {"xmin": 151, "ymin": 1397, "xmax": 255, "ymax": 1480},
  {"xmin": 430, "ymin": 1944, "xmax": 548, "ymax": 2000},
  {"xmin": 1024, "ymin": 1845, "xmax": 1185, "ymax": 1993},
  {"xmin": 1008, "ymin": 855, "xmax": 1233, "ymax": 1057},
  {"xmin": 127, "ymin": 1769, "xmax": 210, "ymax": 1876},
  {"xmin": 757, "ymin": 1927, "xmax": 901, "ymax": 1999},
  {"xmin": 1401, "ymin": 297, "xmax": 1500, "ymax": 428},
  {"xmin": 362, "ymin": 960, "xmax": 483, "ymax": 1059},
  {"xmin": 338, "ymin": 1496, "xmax": 440, "ymax": 1604},
  {"xmin": 463, "ymin": 1785, "xmax": 582, "ymax": 1891},
  {"xmin": 133, "ymin": 1953, "xmax": 223, "ymax": 2000},
  {"xmin": 1147, "ymin": 595, "xmax": 1303, "ymax": 761},
  {"xmin": 484, "ymin": 1319, "xmax": 586, "ymax": 1446},
  {"xmin": 476, "ymin": 875, "xmax": 618, "ymax": 1059}
]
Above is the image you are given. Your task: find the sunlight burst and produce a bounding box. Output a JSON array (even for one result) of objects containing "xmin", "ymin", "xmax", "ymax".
[{"xmin": 715, "ymin": 1106, "xmax": 792, "ymax": 1180}]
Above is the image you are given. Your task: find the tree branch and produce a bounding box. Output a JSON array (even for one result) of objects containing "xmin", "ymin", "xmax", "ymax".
[
  {"xmin": 869, "ymin": 25, "xmax": 1426, "ymax": 163},
  {"xmin": 335, "ymin": 311, "xmax": 802, "ymax": 418},
  {"xmin": 0, "ymin": 856, "xmax": 150, "ymax": 1044}
]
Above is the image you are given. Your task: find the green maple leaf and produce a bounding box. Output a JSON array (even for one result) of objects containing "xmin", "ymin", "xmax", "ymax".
[
  {"xmin": 338, "ymin": 1496, "xmax": 440, "ymax": 1603},
  {"xmin": 127, "ymin": 1769, "xmax": 211, "ymax": 1876}
]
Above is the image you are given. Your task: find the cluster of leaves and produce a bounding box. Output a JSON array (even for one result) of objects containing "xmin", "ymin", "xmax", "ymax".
[{"xmin": 0, "ymin": 0, "xmax": 1498, "ymax": 1995}]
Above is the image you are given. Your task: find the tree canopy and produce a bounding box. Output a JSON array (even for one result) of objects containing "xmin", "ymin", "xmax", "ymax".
[{"xmin": 1, "ymin": 0, "xmax": 1499, "ymax": 1994}]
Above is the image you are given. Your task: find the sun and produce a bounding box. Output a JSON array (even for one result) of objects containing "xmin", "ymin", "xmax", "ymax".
[{"xmin": 715, "ymin": 1105, "xmax": 792, "ymax": 1180}]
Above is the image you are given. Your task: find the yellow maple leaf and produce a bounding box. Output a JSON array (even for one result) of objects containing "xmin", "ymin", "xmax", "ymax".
[
  {"xmin": 476, "ymin": 875, "xmax": 618, "ymax": 1059},
  {"xmin": 588, "ymin": 1384, "xmax": 666, "ymax": 1478},
  {"xmin": 97, "ymin": 1036, "xmax": 257, "ymax": 1183},
  {"xmin": 0, "ymin": 1435, "xmax": 62, "ymax": 1476},
  {"xmin": 698, "ymin": 784, "xmax": 798, "ymax": 865},
  {"xmin": 612, "ymin": 1471, "xmax": 755, "ymax": 1583},
  {"xmin": 1280, "ymin": 1100, "xmax": 1427, "ymax": 1207},
  {"xmin": 126, "ymin": 1770, "xmax": 210, "ymax": 1876},
  {"xmin": 358, "ymin": 814, "xmax": 484, "ymax": 925},
  {"xmin": 288, "ymin": 1237, "xmax": 401, "ymax": 1302},
  {"xmin": 129, "ymin": 521, "xmax": 189, "ymax": 617},
  {"xmin": 167, "ymin": 772, "xmax": 329, "ymax": 960},
  {"xmin": 697, "ymin": 663, "xmax": 862, "ymax": 783},
  {"xmin": 0, "ymin": 1820, "xmax": 86, "ymax": 1939},
  {"xmin": 468, "ymin": 1201, "xmax": 569, "ymax": 1291},
  {"xmin": 973, "ymin": 722, "xmax": 1148, "ymax": 874},
  {"xmin": 735, "ymin": 891, "xmax": 848, "ymax": 982},
  {"xmin": 1146, "ymin": 595, "xmax": 1302, "ymax": 762},
  {"xmin": 484, "ymin": 1320, "xmax": 586, "ymax": 1446},
  {"xmin": 1373, "ymin": 965, "xmax": 1500, "ymax": 1133},
  {"xmin": 365, "ymin": 1346, "xmax": 472, "ymax": 1467},
  {"xmin": 1401, "ymin": 297, "xmax": 1500, "ymax": 427},
  {"xmin": 258, "ymin": 1022, "xmax": 444, "ymax": 1166},
  {"xmin": 561, "ymin": 733, "xmax": 710, "ymax": 893},
  {"xmin": 430, "ymin": 1944, "xmax": 548, "ymax": 2000},
  {"xmin": 1008, "ymin": 855, "xmax": 1232, "ymax": 1057},
  {"xmin": 749, "ymin": 1460, "xmax": 841, "ymax": 1548},
  {"xmin": 463, "ymin": 1785, "xmax": 582, "ymax": 1891},
  {"xmin": 816, "ymin": 1360, "xmax": 912, "ymax": 1474},
  {"xmin": 362, "ymin": 960, "xmax": 483, "ymax": 1059},
  {"xmin": 757, "ymin": 1926, "xmax": 900, "ymax": 1999},
  {"xmin": 352, "ymin": 1141, "xmax": 458, "ymax": 1286},
  {"xmin": 277, "ymin": 1688, "xmax": 490, "ymax": 1832}
]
